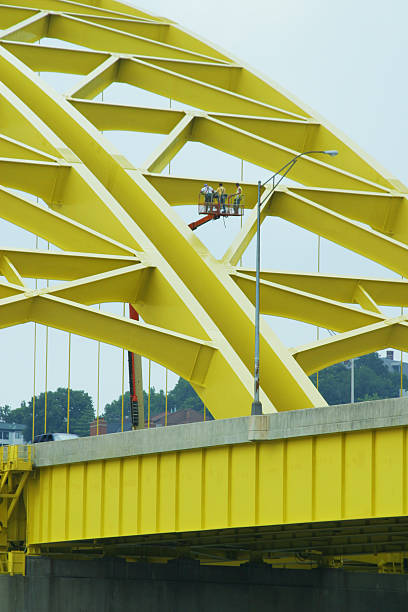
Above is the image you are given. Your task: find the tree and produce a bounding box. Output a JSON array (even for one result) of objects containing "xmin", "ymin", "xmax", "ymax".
[
  {"xmin": 103, "ymin": 378, "xmax": 206, "ymax": 423},
  {"xmin": 0, "ymin": 388, "xmax": 94, "ymax": 441},
  {"xmin": 310, "ymin": 362, "xmax": 350, "ymax": 406},
  {"xmin": 310, "ymin": 353, "xmax": 408, "ymax": 405}
]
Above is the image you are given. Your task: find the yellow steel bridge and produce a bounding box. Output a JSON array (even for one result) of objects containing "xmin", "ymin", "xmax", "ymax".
[{"xmin": 1, "ymin": 0, "xmax": 408, "ymax": 576}]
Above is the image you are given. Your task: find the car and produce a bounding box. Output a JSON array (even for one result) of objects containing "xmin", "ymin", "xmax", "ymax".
[{"xmin": 33, "ymin": 433, "xmax": 79, "ymax": 443}]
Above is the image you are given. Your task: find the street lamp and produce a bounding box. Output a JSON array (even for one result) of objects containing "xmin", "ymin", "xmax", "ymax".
[{"xmin": 251, "ymin": 149, "xmax": 339, "ymax": 416}]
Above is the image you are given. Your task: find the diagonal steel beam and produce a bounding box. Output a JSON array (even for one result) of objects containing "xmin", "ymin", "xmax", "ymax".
[
  {"xmin": 0, "ymin": 186, "xmax": 136, "ymax": 256},
  {"xmin": 237, "ymin": 270, "xmax": 408, "ymax": 308},
  {"xmin": 141, "ymin": 113, "xmax": 194, "ymax": 173},
  {"xmin": 66, "ymin": 55, "xmax": 119, "ymax": 99},
  {"xmin": 272, "ymin": 188, "xmax": 408, "ymax": 277},
  {"xmin": 292, "ymin": 316, "xmax": 408, "ymax": 374},
  {"xmin": 232, "ymin": 271, "xmax": 383, "ymax": 332}
]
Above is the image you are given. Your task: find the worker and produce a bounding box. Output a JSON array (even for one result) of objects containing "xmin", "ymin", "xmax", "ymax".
[
  {"xmin": 233, "ymin": 183, "xmax": 243, "ymax": 214},
  {"xmin": 200, "ymin": 183, "xmax": 214, "ymax": 212},
  {"xmin": 214, "ymin": 183, "xmax": 226, "ymax": 213}
]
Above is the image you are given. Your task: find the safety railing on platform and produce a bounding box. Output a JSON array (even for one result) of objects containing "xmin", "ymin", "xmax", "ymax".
[{"xmin": 198, "ymin": 192, "xmax": 244, "ymax": 216}]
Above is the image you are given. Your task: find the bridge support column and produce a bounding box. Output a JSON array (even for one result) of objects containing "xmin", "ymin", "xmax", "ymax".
[{"xmin": 1, "ymin": 557, "xmax": 408, "ymax": 611}]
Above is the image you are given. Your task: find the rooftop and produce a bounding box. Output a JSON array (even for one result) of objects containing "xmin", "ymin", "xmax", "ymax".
[{"xmin": 0, "ymin": 422, "xmax": 25, "ymax": 431}]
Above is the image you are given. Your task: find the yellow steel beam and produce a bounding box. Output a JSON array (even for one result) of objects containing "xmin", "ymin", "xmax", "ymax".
[
  {"xmin": 48, "ymin": 262, "xmax": 151, "ymax": 303},
  {"xmin": 2, "ymin": 39, "xmax": 109, "ymax": 74},
  {"xmin": 238, "ymin": 270, "xmax": 408, "ymax": 308},
  {"xmin": 0, "ymin": 255, "xmax": 25, "ymax": 286},
  {"xmin": 0, "ymin": 157, "xmax": 143, "ymax": 251},
  {"xmin": 193, "ymin": 117, "xmax": 392, "ymax": 192},
  {"xmin": 222, "ymin": 190, "xmax": 273, "ymax": 265},
  {"xmin": 0, "ymin": 81, "xmax": 63, "ymax": 156},
  {"xmin": 145, "ymin": 173, "xmax": 260, "ymax": 208},
  {"xmin": 140, "ymin": 57, "xmax": 242, "ymax": 90},
  {"xmin": 292, "ymin": 316, "xmax": 408, "ymax": 374},
  {"xmin": 70, "ymin": 99, "xmax": 184, "ymax": 133},
  {"xmin": 210, "ymin": 113, "xmax": 319, "ymax": 152},
  {"xmin": 32, "ymin": 294, "xmax": 216, "ymax": 385},
  {"xmin": 0, "ymin": 134, "xmax": 59, "ymax": 161},
  {"xmin": 0, "ymin": 0, "xmax": 170, "ymax": 21},
  {"xmin": 73, "ymin": 13, "xmax": 231, "ymax": 61},
  {"xmin": 66, "ymin": 55, "xmax": 119, "ymax": 99},
  {"xmin": 0, "ymin": 10, "xmax": 48, "ymax": 43},
  {"xmin": 7, "ymin": 472, "xmax": 29, "ymax": 521},
  {"xmin": 0, "ymin": 187, "xmax": 135, "ymax": 256},
  {"xmin": 0, "ymin": 281, "xmax": 25, "ymax": 300},
  {"xmin": 232, "ymin": 271, "xmax": 383, "ymax": 332},
  {"xmin": 119, "ymin": 57, "xmax": 305, "ymax": 119},
  {"xmin": 287, "ymin": 187, "xmax": 406, "ymax": 240},
  {"xmin": 272, "ymin": 188, "xmax": 408, "ymax": 277},
  {"xmin": 0, "ymin": 248, "xmax": 138, "ymax": 280},
  {"xmin": 29, "ymin": 293, "xmax": 262, "ymax": 414},
  {"xmin": 0, "ymin": 5, "xmax": 36, "ymax": 30},
  {"xmin": 48, "ymin": 13, "xmax": 220, "ymax": 62},
  {"xmin": 0, "ymin": 158, "xmax": 70, "ymax": 202},
  {"xmin": 142, "ymin": 114, "xmax": 194, "ymax": 173},
  {"xmin": 353, "ymin": 284, "xmax": 382, "ymax": 314},
  {"xmin": 0, "ymin": 293, "xmax": 32, "ymax": 328}
]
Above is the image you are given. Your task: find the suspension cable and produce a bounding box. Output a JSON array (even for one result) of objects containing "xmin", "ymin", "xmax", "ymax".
[
  {"xmin": 67, "ymin": 332, "xmax": 71, "ymax": 433},
  {"xmin": 316, "ymin": 235, "xmax": 321, "ymax": 390},
  {"xmin": 44, "ymin": 240, "xmax": 49, "ymax": 434},
  {"xmin": 401, "ymin": 279, "xmax": 404, "ymax": 397},
  {"xmin": 121, "ymin": 303, "xmax": 125, "ymax": 432},
  {"xmin": 32, "ymin": 236, "xmax": 38, "ymax": 442},
  {"xmin": 96, "ymin": 304, "xmax": 101, "ymax": 435},
  {"xmin": 239, "ymin": 159, "xmax": 244, "ymax": 267},
  {"xmin": 44, "ymin": 327, "xmax": 48, "ymax": 433},
  {"xmin": 165, "ymin": 368, "xmax": 168, "ymax": 426},
  {"xmin": 148, "ymin": 360, "xmax": 151, "ymax": 429}
]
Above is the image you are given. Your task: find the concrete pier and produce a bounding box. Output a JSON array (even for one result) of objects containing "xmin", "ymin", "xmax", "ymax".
[{"xmin": 2, "ymin": 557, "xmax": 408, "ymax": 612}]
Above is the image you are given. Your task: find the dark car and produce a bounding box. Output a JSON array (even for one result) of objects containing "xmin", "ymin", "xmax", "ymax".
[{"xmin": 33, "ymin": 433, "xmax": 79, "ymax": 443}]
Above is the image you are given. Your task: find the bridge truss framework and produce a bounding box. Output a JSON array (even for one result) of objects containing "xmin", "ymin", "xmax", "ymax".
[{"xmin": 0, "ymin": 0, "xmax": 408, "ymax": 575}]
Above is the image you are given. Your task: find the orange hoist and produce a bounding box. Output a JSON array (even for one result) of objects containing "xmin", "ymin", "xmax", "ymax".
[
  {"xmin": 128, "ymin": 304, "xmax": 141, "ymax": 429},
  {"xmin": 127, "ymin": 190, "xmax": 245, "ymax": 427}
]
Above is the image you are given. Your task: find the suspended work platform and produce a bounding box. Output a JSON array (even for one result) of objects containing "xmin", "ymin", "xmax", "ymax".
[
  {"xmin": 198, "ymin": 192, "xmax": 245, "ymax": 217},
  {"xmin": 2, "ymin": 397, "xmax": 403, "ymax": 573}
]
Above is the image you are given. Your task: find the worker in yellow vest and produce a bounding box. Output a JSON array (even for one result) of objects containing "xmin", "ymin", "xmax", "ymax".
[
  {"xmin": 214, "ymin": 183, "xmax": 226, "ymax": 213},
  {"xmin": 233, "ymin": 183, "xmax": 242, "ymax": 214}
]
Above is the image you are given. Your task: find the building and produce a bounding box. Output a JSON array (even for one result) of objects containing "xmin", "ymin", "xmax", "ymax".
[
  {"xmin": 0, "ymin": 422, "xmax": 25, "ymax": 446},
  {"xmin": 380, "ymin": 350, "xmax": 408, "ymax": 378},
  {"xmin": 148, "ymin": 408, "xmax": 213, "ymax": 428},
  {"xmin": 89, "ymin": 410, "xmax": 213, "ymax": 435}
]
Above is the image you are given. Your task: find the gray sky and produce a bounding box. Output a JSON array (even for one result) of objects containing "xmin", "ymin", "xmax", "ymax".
[{"xmin": 1, "ymin": 0, "xmax": 407, "ymax": 412}]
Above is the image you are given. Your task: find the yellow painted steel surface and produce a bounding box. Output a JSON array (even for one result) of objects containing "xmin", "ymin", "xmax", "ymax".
[
  {"xmin": 0, "ymin": 0, "xmax": 407, "ymax": 417},
  {"xmin": 26, "ymin": 426, "xmax": 408, "ymax": 545},
  {"xmin": 0, "ymin": 445, "xmax": 32, "ymax": 574}
]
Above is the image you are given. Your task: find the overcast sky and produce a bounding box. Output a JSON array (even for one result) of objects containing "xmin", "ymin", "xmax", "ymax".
[{"xmin": 1, "ymin": 0, "xmax": 407, "ymax": 413}]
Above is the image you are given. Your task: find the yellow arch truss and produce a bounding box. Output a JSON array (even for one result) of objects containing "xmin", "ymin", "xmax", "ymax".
[{"xmin": 0, "ymin": 0, "xmax": 407, "ymax": 417}]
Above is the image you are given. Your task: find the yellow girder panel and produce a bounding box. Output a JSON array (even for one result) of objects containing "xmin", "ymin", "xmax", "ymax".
[
  {"xmin": 25, "ymin": 412, "xmax": 408, "ymax": 544},
  {"xmin": 239, "ymin": 269, "xmax": 408, "ymax": 308},
  {"xmin": 0, "ymin": 0, "xmax": 406, "ymax": 415},
  {"xmin": 70, "ymin": 100, "xmax": 185, "ymax": 133},
  {"xmin": 2, "ymin": 40, "xmax": 110, "ymax": 74}
]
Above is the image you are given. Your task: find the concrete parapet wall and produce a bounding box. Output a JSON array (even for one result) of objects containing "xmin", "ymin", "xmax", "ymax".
[{"xmin": 32, "ymin": 397, "xmax": 408, "ymax": 467}]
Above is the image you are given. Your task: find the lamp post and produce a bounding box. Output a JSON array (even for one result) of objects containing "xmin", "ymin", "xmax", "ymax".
[{"xmin": 251, "ymin": 149, "xmax": 339, "ymax": 416}]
